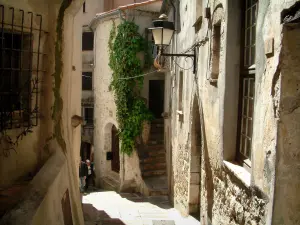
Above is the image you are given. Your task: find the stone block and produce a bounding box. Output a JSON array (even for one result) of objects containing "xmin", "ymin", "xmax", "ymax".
[
  {"xmin": 189, "ymin": 184, "xmax": 200, "ymax": 204},
  {"xmin": 190, "ymin": 157, "xmax": 201, "ymax": 172},
  {"xmin": 190, "ymin": 173, "xmax": 200, "ymax": 184},
  {"xmin": 265, "ymin": 38, "xmax": 274, "ymax": 57}
]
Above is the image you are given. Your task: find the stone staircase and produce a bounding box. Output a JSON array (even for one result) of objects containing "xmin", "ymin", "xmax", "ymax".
[{"xmin": 138, "ymin": 119, "xmax": 168, "ymax": 196}]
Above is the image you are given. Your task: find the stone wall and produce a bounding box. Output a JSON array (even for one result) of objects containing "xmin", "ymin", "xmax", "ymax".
[
  {"xmin": 91, "ymin": 7, "xmax": 161, "ymax": 191},
  {"xmin": 213, "ymin": 168, "xmax": 266, "ymax": 225},
  {"xmin": 163, "ymin": 0, "xmax": 299, "ymax": 224},
  {"xmin": 0, "ymin": 0, "xmax": 53, "ymax": 187},
  {"xmin": 0, "ymin": 0, "xmax": 84, "ymax": 223}
]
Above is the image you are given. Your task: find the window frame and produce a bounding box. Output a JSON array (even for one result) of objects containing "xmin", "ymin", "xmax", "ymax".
[{"xmin": 236, "ymin": 0, "xmax": 258, "ymax": 169}]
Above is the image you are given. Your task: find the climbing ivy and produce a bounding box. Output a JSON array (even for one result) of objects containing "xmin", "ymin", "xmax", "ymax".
[{"xmin": 108, "ymin": 20, "xmax": 153, "ymax": 155}]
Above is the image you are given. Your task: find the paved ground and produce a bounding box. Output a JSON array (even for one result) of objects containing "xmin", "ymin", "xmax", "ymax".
[{"xmin": 82, "ymin": 190, "xmax": 200, "ymax": 225}]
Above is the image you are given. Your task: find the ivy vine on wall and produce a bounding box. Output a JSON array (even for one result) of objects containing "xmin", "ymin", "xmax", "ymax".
[{"xmin": 108, "ymin": 20, "xmax": 153, "ymax": 155}]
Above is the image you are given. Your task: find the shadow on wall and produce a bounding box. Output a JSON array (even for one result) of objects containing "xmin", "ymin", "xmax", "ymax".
[{"xmin": 199, "ymin": 98, "xmax": 214, "ymax": 222}]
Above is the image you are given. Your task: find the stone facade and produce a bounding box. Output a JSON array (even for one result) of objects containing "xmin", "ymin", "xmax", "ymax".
[
  {"xmin": 90, "ymin": 1, "xmax": 163, "ymax": 192},
  {"xmin": 161, "ymin": 0, "xmax": 300, "ymax": 224}
]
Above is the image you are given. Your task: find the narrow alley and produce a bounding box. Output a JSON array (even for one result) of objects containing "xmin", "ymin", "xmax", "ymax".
[
  {"xmin": 0, "ymin": 0, "xmax": 300, "ymax": 225},
  {"xmin": 82, "ymin": 190, "xmax": 200, "ymax": 225}
]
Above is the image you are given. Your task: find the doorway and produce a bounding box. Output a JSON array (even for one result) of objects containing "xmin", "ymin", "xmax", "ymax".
[
  {"xmin": 80, "ymin": 142, "xmax": 91, "ymax": 161},
  {"xmin": 111, "ymin": 125, "xmax": 120, "ymax": 173},
  {"xmin": 149, "ymin": 80, "xmax": 165, "ymax": 118}
]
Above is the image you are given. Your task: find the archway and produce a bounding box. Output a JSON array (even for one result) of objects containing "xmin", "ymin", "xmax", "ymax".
[{"xmin": 189, "ymin": 96, "xmax": 202, "ymax": 218}]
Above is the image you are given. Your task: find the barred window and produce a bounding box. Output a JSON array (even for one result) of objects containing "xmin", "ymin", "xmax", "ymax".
[
  {"xmin": 0, "ymin": 6, "xmax": 45, "ymax": 131},
  {"xmin": 237, "ymin": 0, "xmax": 258, "ymax": 166},
  {"xmin": 82, "ymin": 72, "xmax": 92, "ymax": 90}
]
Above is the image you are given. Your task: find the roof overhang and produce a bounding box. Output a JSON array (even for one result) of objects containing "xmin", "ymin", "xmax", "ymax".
[{"xmin": 89, "ymin": 0, "xmax": 163, "ymax": 30}]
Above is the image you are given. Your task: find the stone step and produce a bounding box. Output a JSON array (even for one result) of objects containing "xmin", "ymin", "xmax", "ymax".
[
  {"xmin": 145, "ymin": 144, "xmax": 165, "ymax": 151},
  {"xmin": 142, "ymin": 170, "xmax": 166, "ymax": 177},
  {"xmin": 139, "ymin": 150, "xmax": 165, "ymax": 159},
  {"xmin": 151, "ymin": 119, "xmax": 164, "ymax": 124},
  {"xmin": 147, "ymin": 139, "xmax": 164, "ymax": 145},
  {"xmin": 150, "ymin": 127, "xmax": 164, "ymax": 134},
  {"xmin": 149, "ymin": 132, "xmax": 164, "ymax": 139},
  {"xmin": 101, "ymin": 176, "xmax": 119, "ymax": 192},
  {"xmin": 140, "ymin": 155, "xmax": 166, "ymax": 164},
  {"xmin": 148, "ymin": 188, "xmax": 168, "ymax": 196},
  {"xmin": 140, "ymin": 162, "xmax": 166, "ymax": 171}
]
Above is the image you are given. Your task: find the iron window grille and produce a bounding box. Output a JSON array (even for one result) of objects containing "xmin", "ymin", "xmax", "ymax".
[
  {"xmin": 236, "ymin": 0, "xmax": 258, "ymax": 166},
  {"xmin": 0, "ymin": 5, "xmax": 47, "ymax": 132}
]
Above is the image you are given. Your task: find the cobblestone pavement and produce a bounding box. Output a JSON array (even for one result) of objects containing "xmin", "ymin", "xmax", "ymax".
[{"xmin": 82, "ymin": 190, "xmax": 200, "ymax": 225}]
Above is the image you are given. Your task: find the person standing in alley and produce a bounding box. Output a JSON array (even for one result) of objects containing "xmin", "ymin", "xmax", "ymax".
[
  {"xmin": 85, "ymin": 159, "xmax": 95, "ymax": 191},
  {"xmin": 79, "ymin": 158, "xmax": 88, "ymax": 193}
]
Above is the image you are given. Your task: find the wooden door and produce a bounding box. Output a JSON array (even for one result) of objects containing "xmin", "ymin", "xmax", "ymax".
[{"xmin": 111, "ymin": 125, "xmax": 120, "ymax": 173}]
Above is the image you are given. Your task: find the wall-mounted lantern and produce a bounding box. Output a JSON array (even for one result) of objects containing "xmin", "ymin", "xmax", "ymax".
[{"xmin": 148, "ymin": 15, "xmax": 197, "ymax": 74}]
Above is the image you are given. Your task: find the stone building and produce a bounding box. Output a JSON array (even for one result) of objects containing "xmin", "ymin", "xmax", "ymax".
[
  {"xmin": 80, "ymin": 0, "xmax": 103, "ymax": 162},
  {"xmin": 80, "ymin": 0, "xmax": 160, "ymax": 163},
  {"xmin": 0, "ymin": 0, "xmax": 85, "ymax": 224},
  {"xmin": 89, "ymin": 0, "xmax": 169, "ymax": 194},
  {"xmin": 158, "ymin": 0, "xmax": 300, "ymax": 224}
]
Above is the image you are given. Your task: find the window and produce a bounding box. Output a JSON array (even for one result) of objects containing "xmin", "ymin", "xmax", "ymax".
[
  {"xmin": 0, "ymin": 6, "xmax": 44, "ymax": 130},
  {"xmin": 84, "ymin": 107, "xmax": 93, "ymax": 125},
  {"xmin": 194, "ymin": 0, "xmax": 203, "ymax": 32},
  {"xmin": 237, "ymin": 0, "xmax": 258, "ymax": 165},
  {"xmin": 82, "ymin": 32, "xmax": 94, "ymax": 51},
  {"xmin": 83, "ymin": 2, "xmax": 86, "ymax": 13},
  {"xmin": 82, "ymin": 72, "xmax": 92, "ymax": 90},
  {"xmin": 211, "ymin": 23, "xmax": 221, "ymax": 81}
]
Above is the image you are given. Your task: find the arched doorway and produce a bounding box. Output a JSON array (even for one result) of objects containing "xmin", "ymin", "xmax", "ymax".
[
  {"xmin": 189, "ymin": 97, "xmax": 201, "ymax": 219},
  {"xmin": 111, "ymin": 125, "xmax": 120, "ymax": 173}
]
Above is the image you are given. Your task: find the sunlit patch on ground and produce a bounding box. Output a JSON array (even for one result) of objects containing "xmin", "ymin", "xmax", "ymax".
[{"xmin": 82, "ymin": 190, "xmax": 200, "ymax": 225}]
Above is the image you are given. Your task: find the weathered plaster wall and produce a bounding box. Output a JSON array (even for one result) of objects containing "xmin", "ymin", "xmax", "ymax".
[
  {"xmin": 0, "ymin": 0, "xmax": 54, "ymax": 187},
  {"xmin": 91, "ymin": 9, "xmax": 160, "ymax": 191},
  {"xmin": 272, "ymin": 22, "xmax": 300, "ymax": 225},
  {"xmin": 164, "ymin": 0, "xmax": 299, "ymax": 224},
  {"xmin": 0, "ymin": 0, "xmax": 84, "ymax": 223},
  {"xmin": 92, "ymin": 17, "xmax": 122, "ymax": 186},
  {"xmin": 31, "ymin": 154, "xmax": 71, "ymax": 225},
  {"xmin": 81, "ymin": 0, "xmax": 104, "ymax": 26}
]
